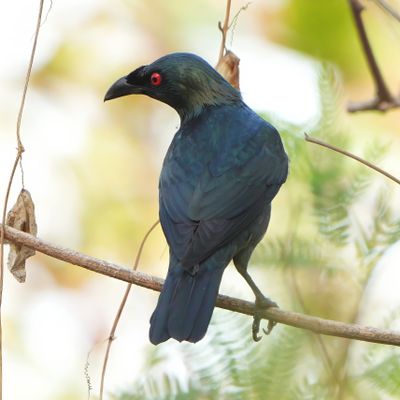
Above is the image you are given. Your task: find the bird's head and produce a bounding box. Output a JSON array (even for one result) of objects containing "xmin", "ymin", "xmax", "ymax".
[{"xmin": 104, "ymin": 52, "xmax": 241, "ymax": 121}]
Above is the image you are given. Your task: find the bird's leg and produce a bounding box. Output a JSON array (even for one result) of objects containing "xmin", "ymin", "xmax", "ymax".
[
  {"xmin": 236, "ymin": 266, "xmax": 278, "ymax": 341},
  {"xmin": 237, "ymin": 266, "xmax": 277, "ymax": 307}
]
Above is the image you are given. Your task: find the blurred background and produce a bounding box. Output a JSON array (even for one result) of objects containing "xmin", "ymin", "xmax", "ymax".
[{"xmin": 1, "ymin": 0, "xmax": 400, "ymax": 399}]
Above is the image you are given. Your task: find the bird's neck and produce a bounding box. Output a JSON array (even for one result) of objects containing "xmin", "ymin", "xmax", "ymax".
[{"xmin": 176, "ymin": 89, "xmax": 241, "ymax": 123}]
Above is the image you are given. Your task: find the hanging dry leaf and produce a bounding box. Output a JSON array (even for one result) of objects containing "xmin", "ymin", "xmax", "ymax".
[
  {"xmin": 216, "ymin": 50, "xmax": 241, "ymax": 90},
  {"xmin": 6, "ymin": 189, "xmax": 37, "ymax": 282}
]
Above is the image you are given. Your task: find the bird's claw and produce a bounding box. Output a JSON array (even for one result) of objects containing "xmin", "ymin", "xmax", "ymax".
[
  {"xmin": 251, "ymin": 296, "xmax": 278, "ymax": 342},
  {"xmin": 252, "ymin": 314, "xmax": 263, "ymax": 342},
  {"xmin": 252, "ymin": 313, "xmax": 276, "ymax": 342},
  {"xmin": 263, "ymin": 319, "xmax": 277, "ymax": 335}
]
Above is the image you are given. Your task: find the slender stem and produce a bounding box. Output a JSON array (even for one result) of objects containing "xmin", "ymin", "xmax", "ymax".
[
  {"xmin": 0, "ymin": 1, "xmax": 45, "ymax": 397},
  {"xmin": 289, "ymin": 268, "xmax": 338, "ymax": 385},
  {"xmin": 99, "ymin": 220, "xmax": 159, "ymax": 400},
  {"xmin": 0, "ymin": 156, "xmax": 21, "ymax": 400},
  {"xmin": 2, "ymin": 224, "xmax": 400, "ymax": 346},
  {"xmin": 373, "ymin": 0, "xmax": 400, "ymax": 23},
  {"xmin": 347, "ymin": 0, "xmax": 400, "ymax": 112},
  {"xmin": 228, "ymin": 2, "xmax": 252, "ymax": 31},
  {"xmin": 305, "ymin": 131, "xmax": 400, "ymax": 397},
  {"xmin": 349, "ymin": 0, "xmax": 393, "ymax": 101},
  {"xmin": 218, "ymin": 0, "xmax": 232, "ymax": 62},
  {"xmin": 347, "ymin": 97, "xmax": 400, "ymax": 112},
  {"xmin": 304, "ymin": 133, "xmax": 400, "ymax": 185}
]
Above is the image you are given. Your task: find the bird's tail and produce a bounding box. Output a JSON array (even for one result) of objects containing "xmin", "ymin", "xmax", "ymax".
[{"xmin": 149, "ymin": 263, "xmax": 224, "ymax": 345}]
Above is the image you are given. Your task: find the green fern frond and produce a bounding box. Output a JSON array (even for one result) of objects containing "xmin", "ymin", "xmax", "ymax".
[
  {"xmin": 362, "ymin": 353, "xmax": 400, "ymax": 397},
  {"xmin": 290, "ymin": 377, "xmax": 336, "ymax": 400},
  {"xmin": 354, "ymin": 187, "xmax": 400, "ymax": 276},
  {"xmin": 249, "ymin": 326, "xmax": 308, "ymax": 400},
  {"xmin": 315, "ymin": 62, "xmax": 344, "ymax": 138},
  {"xmin": 255, "ymin": 235, "xmax": 344, "ymax": 272}
]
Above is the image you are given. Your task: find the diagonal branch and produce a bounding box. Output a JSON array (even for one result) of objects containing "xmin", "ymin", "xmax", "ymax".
[
  {"xmin": 305, "ymin": 133, "xmax": 400, "ymax": 185},
  {"xmin": 2, "ymin": 224, "xmax": 400, "ymax": 346},
  {"xmin": 350, "ymin": 0, "xmax": 392, "ymax": 100},
  {"xmin": 347, "ymin": 0, "xmax": 400, "ymax": 112}
]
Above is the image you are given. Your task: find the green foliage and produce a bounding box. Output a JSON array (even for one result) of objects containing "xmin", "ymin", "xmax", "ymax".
[
  {"xmin": 273, "ymin": 0, "xmax": 366, "ymax": 77},
  {"xmin": 115, "ymin": 313, "xmax": 309, "ymax": 400},
  {"xmin": 364, "ymin": 354, "xmax": 400, "ymax": 397},
  {"xmin": 254, "ymin": 234, "xmax": 344, "ymax": 275},
  {"xmin": 355, "ymin": 190, "xmax": 400, "ymax": 276}
]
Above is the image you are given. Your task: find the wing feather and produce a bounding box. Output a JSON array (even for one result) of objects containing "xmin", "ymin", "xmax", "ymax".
[{"xmin": 159, "ymin": 105, "xmax": 288, "ymax": 268}]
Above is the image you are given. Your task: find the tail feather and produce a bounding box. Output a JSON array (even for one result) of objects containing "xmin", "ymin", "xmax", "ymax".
[
  {"xmin": 167, "ymin": 272, "xmax": 202, "ymax": 341},
  {"xmin": 149, "ymin": 264, "xmax": 224, "ymax": 345},
  {"xmin": 188, "ymin": 269, "xmax": 224, "ymax": 342}
]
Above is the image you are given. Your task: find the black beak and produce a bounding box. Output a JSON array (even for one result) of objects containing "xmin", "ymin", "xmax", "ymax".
[{"xmin": 104, "ymin": 76, "xmax": 138, "ymax": 102}]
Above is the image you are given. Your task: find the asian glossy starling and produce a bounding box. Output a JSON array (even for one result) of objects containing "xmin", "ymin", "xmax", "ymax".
[{"xmin": 105, "ymin": 53, "xmax": 288, "ymax": 345}]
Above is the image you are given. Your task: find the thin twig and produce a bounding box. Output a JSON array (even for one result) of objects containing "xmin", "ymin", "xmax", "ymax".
[
  {"xmin": 281, "ymin": 223, "xmax": 338, "ymax": 385},
  {"xmin": 350, "ymin": 0, "xmax": 392, "ymax": 101},
  {"xmin": 347, "ymin": 0, "xmax": 400, "ymax": 112},
  {"xmin": 228, "ymin": 2, "xmax": 252, "ymax": 30},
  {"xmin": 305, "ymin": 131, "xmax": 400, "ymax": 397},
  {"xmin": 373, "ymin": 0, "xmax": 400, "ymax": 23},
  {"xmin": 289, "ymin": 266, "xmax": 339, "ymax": 387},
  {"xmin": 0, "ymin": 0, "xmax": 45, "ymax": 397},
  {"xmin": 99, "ymin": 220, "xmax": 159, "ymax": 400},
  {"xmin": 227, "ymin": 2, "xmax": 252, "ymax": 48},
  {"xmin": 2, "ymin": 224, "xmax": 400, "ymax": 346},
  {"xmin": 347, "ymin": 96, "xmax": 400, "ymax": 112},
  {"xmin": 218, "ymin": 0, "xmax": 232, "ymax": 63},
  {"xmin": 84, "ymin": 351, "xmax": 93, "ymax": 400},
  {"xmin": 304, "ymin": 133, "xmax": 400, "ymax": 185}
]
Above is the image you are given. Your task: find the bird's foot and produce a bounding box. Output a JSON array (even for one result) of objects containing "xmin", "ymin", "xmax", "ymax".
[{"xmin": 252, "ymin": 296, "xmax": 278, "ymax": 342}]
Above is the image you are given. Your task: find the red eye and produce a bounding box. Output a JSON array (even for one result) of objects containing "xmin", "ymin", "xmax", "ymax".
[{"xmin": 150, "ymin": 72, "xmax": 162, "ymax": 86}]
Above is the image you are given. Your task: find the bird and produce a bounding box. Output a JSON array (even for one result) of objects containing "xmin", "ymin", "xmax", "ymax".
[{"xmin": 104, "ymin": 52, "xmax": 288, "ymax": 345}]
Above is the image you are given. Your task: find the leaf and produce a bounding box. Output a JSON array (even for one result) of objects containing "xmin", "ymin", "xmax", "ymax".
[
  {"xmin": 216, "ymin": 50, "xmax": 240, "ymax": 90},
  {"xmin": 6, "ymin": 189, "xmax": 37, "ymax": 282}
]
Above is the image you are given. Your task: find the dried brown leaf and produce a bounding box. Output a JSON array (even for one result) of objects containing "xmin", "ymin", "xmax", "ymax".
[
  {"xmin": 216, "ymin": 50, "xmax": 241, "ymax": 90},
  {"xmin": 6, "ymin": 189, "xmax": 37, "ymax": 282}
]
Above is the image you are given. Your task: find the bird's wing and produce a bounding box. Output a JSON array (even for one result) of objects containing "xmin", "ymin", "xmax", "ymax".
[{"xmin": 160, "ymin": 121, "xmax": 288, "ymax": 267}]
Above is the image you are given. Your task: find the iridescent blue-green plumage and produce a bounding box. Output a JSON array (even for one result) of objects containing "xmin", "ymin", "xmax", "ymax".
[{"xmin": 104, "ymin": 53, "xmax": 289, "ymax": 344}]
